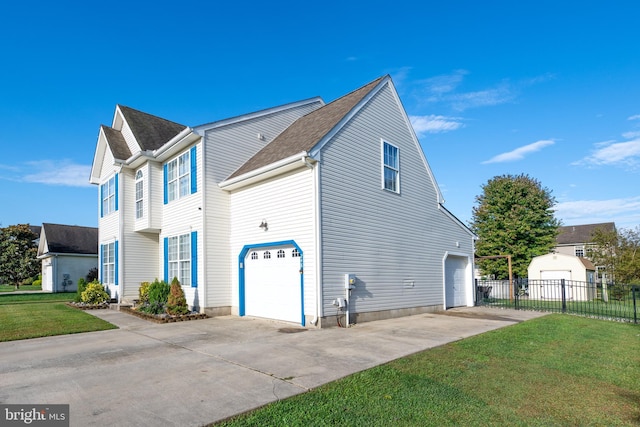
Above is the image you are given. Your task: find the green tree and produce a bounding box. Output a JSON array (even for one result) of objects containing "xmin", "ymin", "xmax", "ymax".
[
  {"xmin": 471, "ymin": 174, "xmax": 560, "ymax": 279},
  {"xmin": 589, "ymin": 226, "xmax": 640, "ymax": 284},
  {"xmin": 0, "ymin": 224, "xmax": 40, "ymax": 289}
]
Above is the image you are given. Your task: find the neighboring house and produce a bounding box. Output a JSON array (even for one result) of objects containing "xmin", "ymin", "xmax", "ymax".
[
  {"xmin": 554, "ymin": 222, "xmax": 616, "ymax": 259},
  {"xmin": 527, "ymin": 253, "xmax": 596, "ymax": 301},
  {"xmin": 89, "ymin": 75, "xmax": 476, "ymax": 327},
  {"xmin": 37, "ymin": 223, "xmax": 98, "ymax": 293}
]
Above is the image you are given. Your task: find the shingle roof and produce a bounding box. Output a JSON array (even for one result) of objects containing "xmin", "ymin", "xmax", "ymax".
[
  {"xmin": 101, "ymin": 125, "xmax": 132, "ymax": 160},
  {"xmin": 556, "ymin": 222, "xmax": 616, "ymax": 245},
  {"xmin": 227, "ymin": 76, "xmax": 386, "ymax": 180},
  {"xmin": 579, "ymin": 257, "xmax": 596, "ymax": 270},
  {"xmin": 41, "ymin": 223, "xmax": 98, "ymax": 255},
  {"xmin": 118, "ymin": 105, "xmax": 187, "ymax": 151}
]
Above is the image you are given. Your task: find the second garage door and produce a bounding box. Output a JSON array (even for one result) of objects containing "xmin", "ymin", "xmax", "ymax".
[{"xmin": 244, "ymin": 246, "xmax": 302, "ymax": 323}]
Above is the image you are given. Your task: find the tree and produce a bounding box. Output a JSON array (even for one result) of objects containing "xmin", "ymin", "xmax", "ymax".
[
  {"xmin": 589, "ymin": 226, "xmax": 640, "ymax": 284},
  {"xmin": 0, "ymin": 224, "xmax": 40, "ymax": 289},
  {"xmin": 471, "ymin": 174, "xmax": 560, "ymax": 279}
]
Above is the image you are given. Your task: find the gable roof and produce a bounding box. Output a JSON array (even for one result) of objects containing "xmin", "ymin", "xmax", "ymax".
[
  {"xmin": 101, "ymin": 125, "xmax": 131, "ymax": 160},
  {"xmin": 117, "ymin": 105, "xmax": 187, "ymax": 151},
  {"xmin": 227, "ymin": 76, "xmax": 385, "ymax": 180},
  {"xmin": 40, "ymin": 223, "xmax": 98, "ymax": 255},
  {"xmin": 556, "ymin": 222, "xmax": 616, "ymax": 245}
]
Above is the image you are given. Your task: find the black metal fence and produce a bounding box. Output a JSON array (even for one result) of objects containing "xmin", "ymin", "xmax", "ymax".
[{"xmin": 476, "ymin": 278, "xmax": 639, "ymax": 324}]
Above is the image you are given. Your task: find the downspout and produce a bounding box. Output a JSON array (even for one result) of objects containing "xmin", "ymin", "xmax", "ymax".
[
  {"xmin": 200, "ymin": 140, "xmax": 208, "ymax": 314},
  {"xmin": 118, "ymin": 166, "xmax": 125, "ymax": 305},
  {"xmin": 53, "ymin": 254, "xmax": 58, "ymax": 293},
  {"xmin": 303, "ymin": 154, "xmax": 323, "ymax": 326}
]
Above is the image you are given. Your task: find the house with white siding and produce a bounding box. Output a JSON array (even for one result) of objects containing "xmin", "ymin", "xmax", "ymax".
[{"xmin": 89, "ymin": 75, "xmax": 475, "ymax": 327}]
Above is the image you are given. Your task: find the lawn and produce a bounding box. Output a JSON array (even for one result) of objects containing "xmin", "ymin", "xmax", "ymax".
[
  {"xmin": 0, "ymin": 284, "xmax": 42, "ymax": 292},
  {"xmin": 0, "ymin": 293, "xmax": 117, "ymax": 341},
  {"xmin": 215, "ymin": 315, "xmax": 640, "ymax": 426}
]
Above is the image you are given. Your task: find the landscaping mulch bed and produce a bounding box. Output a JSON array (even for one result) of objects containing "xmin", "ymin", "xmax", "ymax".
[
  {"xmin": 120, "ymin": 306, "xmax": 208, "ymax": 324},
  {"xmin": 66, "ymin": 302, "xmax": 110, "ymax": 310}
]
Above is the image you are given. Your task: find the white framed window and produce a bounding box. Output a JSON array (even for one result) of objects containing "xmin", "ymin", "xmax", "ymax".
[
  {"xmin": 102, "ymin": 242, "xmax": 115, "ymax": 285},
  {"xmin": 382, "ymin": 140, "xmax": 399, "ymax": 193},
  {"xmin": 277, "ymin": 249, "xmax": 286, "ymax": 258},
  {"xmin": 101, "ymin": 175, "xmax": 117, "ymax": 216},
  {"xmin": 292, "ymin": 248, "xmax": 300, "ymax": 258},
  {"xmin": 575, "ymin": 246, "xmax": 585, "ymax": 257},
  {"xmin": 264, "ymin": 251, "xmax": 271, "ymax": 259},
  {"xmin": 251, "ymin": 252, "xmax": 258, "ymax": 260},
  {"xmin": 166, "ymin": 150, "xmax": 191, "ymax": 203},
  {"xmin": 167, "ymin": 234, "xmax": 191, "ymax": 286},
  {"xmin": 135, "ymin": 170, "xmax": 144, "ymax": 219}
]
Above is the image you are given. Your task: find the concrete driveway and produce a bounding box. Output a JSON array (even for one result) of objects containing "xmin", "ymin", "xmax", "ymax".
[{"xmin": 0, "ymin": 307, "xmax": 546, "ymax": 426}]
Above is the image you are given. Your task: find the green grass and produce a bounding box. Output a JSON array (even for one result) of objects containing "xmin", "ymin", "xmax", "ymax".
[
  {"xmin": 215, "ymin": 315, "xmax": 640, "ymax": 426},
  {"xmin": 0, "ymin": 293, "xmax": 116, "ymax": 341},
  {"xmin": 0, "ymin": 284, "xmax": 42, "ymax": 292}
]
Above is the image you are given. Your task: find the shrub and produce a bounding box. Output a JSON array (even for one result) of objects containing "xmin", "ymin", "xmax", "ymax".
[
  {"xmin": 32, "ymin": 278, "xmax": 42, "ymax": 287},
  {"xmin": 138, "ymin": 281, "xmax": 151, "ymax": 304},
  {"xmin": 81, "ymin": 280, "xmax": 110, "ymax": 305},
  {"xmin": 139, "ymin": 279, "xmax": 170, "ymax": 314},
  {"xmin": 86, "ymin": 267, "xmax": 99, "ymax": 282},
  {"xmin": 166, "ymin": 277, "xmax": 189, "ymax": 315},
  {"xmin": 75, "ymin": 278, "xmax": 87, "ymax": 302}
]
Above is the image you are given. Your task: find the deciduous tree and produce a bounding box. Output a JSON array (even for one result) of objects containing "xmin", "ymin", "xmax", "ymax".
[
  {"xmin": 589, "ymin": 226, "xmax": 640, "ymax": 284},
  {"xmin": 471, "ymin": 174, "xmax": 560, "ymax": 279},
  {"xmin": 0, "ymin": 224, "xmax": 40, "ymax": 289}
]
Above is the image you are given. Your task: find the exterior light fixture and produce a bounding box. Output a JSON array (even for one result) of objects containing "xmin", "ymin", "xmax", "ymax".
[{"xmin": 259, "ymin": 220, "xmax": 268, "ymax": 231}]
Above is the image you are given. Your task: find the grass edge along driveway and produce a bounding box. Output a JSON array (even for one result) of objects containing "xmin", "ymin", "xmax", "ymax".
[
  {"xmin": 215, "ymin": 315, "xmax": 640, "ymax": 427},
  {"xmin": 0, "ymin": 293, "xmax": 116, "ymax": 342}
]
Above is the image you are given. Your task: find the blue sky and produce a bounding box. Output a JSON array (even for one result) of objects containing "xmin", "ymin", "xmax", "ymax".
[{"xmin": 1, "ymin": 1, "xmax": 639, "ymax": 230}]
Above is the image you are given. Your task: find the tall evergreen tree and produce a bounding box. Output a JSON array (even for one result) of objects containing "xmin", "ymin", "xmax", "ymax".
[{"xmin": 471, "ymin": 174, "xmax": 560, "ymax": 278}]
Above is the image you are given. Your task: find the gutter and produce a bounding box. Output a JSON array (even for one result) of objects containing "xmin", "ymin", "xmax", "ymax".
[{"xmin": 219, "ymin": 151, "xmax": 314, "ymax": 191}]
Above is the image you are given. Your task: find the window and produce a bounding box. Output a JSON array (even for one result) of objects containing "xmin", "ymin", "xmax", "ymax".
[
  {"xmin": 263, "ymin": 251, "xmax": 271, "ymax": 259},
  {"xmin": 251, "ymin": 252, "xmax": 258, "ymax": 260},
  {"xmin": 164, "ymin": 146, "xmax": 197, "ymax": 204},
  {"xmin": 292, "ymin": 248, "xmax": 300, "ymax": 258},
  {"xmin": 102, "ymin": 242, "xmax": 116, "ymax": 285},
  {"xmin": 382, "ymin": 141, "xmax": 399, "ymax": 193},
  {"xmin": 277, "ymin": 249, "xmax": 286, "ymax": 258},
  {"xmin": 575, "ymin": 246, "xmax": 585, "ymax": 257},
  {"xmin": 101, "ymin": 174, "xmax": 117, "ymax": 216},
  {"xmin": 135, "ymin": 170, "xmax": 144, "ymax": 219},
  {"xmin": 167, "ymin": 234, "xmax": 191, "ymax": 286}
]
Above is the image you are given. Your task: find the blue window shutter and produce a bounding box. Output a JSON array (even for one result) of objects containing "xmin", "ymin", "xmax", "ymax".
[
  {"xmin": 191, "ymin": 231, "xmax": 198, "ymax": 288},
  {"xmin": 99, "ymin": 244, "xmax": 103, "ymax": 283},
  {"xmin": 163, "ymin": 164, "xmax": 168, "ymax": 204},
  {"xmin": 190, "ymin": 146, "xmax": 197, "ymax": 194},
  {"xmin": 114, "ymin": 240, "xmax": 119, "ymax": 286},
  {"xmin": 100, "ymin": 184, "xmax": 104, "ymax": 218},
  {"xmin": 163, "ymin": 237, "xmax": 169, "ymax": 283},
  {"xmin": 114, "ymin": 173, "xmax": 119, "ymax": 211}
]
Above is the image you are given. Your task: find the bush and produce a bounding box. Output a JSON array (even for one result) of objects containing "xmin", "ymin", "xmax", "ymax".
[
  {"xmin": 166, "ymin": 277, "xmax": 189, "ymax": 315},
  {"xmin": 139, "ymin": 279, "xmax": 170, "ymax": 314},
  {"xmin": 32, "ymin": 279, "xmax": 42, "ymax": 287},
  {"xmin": 86, "ymin": 267, "xmax": 98, "ymax": 282},
  {"xmin": 139, "ymin": 281, "xmax": 151, "ymax": 304},
  {"xmin": 81, "ymin": 281, "xmax": 110, "ymax": 305},
  {"xmin": 75, "ymin": 278, "xmax": 87, "ymax": 302}
]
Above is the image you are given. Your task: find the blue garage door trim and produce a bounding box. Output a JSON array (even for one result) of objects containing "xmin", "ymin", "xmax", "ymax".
[{"xmin": 238, "ymin": 240, "xmax": 304, "ymax": 326}]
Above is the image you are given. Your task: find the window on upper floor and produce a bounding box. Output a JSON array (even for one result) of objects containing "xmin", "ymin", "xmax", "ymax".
[
  {"xmin": 382, "ymin": 140, "xmax": 399, "ymax": 193},
  {"xmin": 101, "ymin": 174, "xmax": 118, "ymax": 217},
  {"xmin": 575, "ymin": 246, "xmax": 585, "ymax": 257},
  {"xmin": 164, "ymin": 146, "xmax": 197, "ymax": 204},
  {"xmin": 135, "ymin": 170, "xmax": 144, "ymax": 219}
]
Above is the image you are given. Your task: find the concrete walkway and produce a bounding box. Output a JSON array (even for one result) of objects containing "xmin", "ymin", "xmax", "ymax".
[{"xmin": 0, "ymin": 307, "xmax": 547, "ymax": 426}]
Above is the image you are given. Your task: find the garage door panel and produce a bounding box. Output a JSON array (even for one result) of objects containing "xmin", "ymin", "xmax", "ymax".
[
  {"xmin": 245, "ymin": 247, "xmax": 301, "ymax": 323},
  {"xmin": 445, "ymin": 256, "xmax": 468, "ymax": 308}
]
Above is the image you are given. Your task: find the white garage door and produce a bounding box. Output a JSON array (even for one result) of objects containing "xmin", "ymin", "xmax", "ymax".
[
  {"xmin": 244, "ymin": 246, "xmax": 302, "ymax": 323},
  {"xmin": 445, "ymin": 256, "xmax": 468, "ymax": 308},
  {"xmin": 539, "ymin": 270, "xmax": 573, "ymax": 300}
]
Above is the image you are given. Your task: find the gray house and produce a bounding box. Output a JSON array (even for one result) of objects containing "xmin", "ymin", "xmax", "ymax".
[
  {"xmin": 554, "ymin": 222, "xmax": 616, "ymax": 259},
  {"xmin": 90, "ymin": 75, "xmax": 476, "ymax": 327},
  {"xmin": 37, "ymin": 223, "xmax": 98, "ymax": 292}
]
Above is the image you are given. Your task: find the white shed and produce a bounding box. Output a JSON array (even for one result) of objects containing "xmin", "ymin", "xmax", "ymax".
[{"xmin": 527, "ymin": 253, "xmax": 596, "ymax": 301}]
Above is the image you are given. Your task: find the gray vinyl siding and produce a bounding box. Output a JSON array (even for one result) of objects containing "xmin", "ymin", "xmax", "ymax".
[
  {"xmin": 202, "ymin": 102, "xmax": 322, "ymax": 308},
  {"xmin": 319, "ymin": 82, "xmax": 472, "ymax": 315}
]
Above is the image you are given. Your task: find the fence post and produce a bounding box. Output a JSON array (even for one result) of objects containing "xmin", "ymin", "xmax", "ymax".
[
  {"xmin": 474, "ymin": 278, "xmax": 478, "ymax": 306},
  {"xmin": 514, "ymin": 278, "xmax": 519, "ymax": 310},
  {"xmin": 561, "ymin": 279, "xmax": 567, "ymax": 313},
  {"xmin": 633, "ymin": 286, "xmax": 638, "ymax": 325}
]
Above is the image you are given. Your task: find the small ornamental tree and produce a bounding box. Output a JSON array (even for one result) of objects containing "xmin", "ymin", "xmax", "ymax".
[
  {"xmin": 166, "ymin": 277, "xmax": 189, "ymax": 315},
  {"xmin": 139, "ymin": 279, "xmax": 170, "ymax": 314},
  {"xmin": 0, "ymin": 224, "xmax": 40, "ymax": 289}
]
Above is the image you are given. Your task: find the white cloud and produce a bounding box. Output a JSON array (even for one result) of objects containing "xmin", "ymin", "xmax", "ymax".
[
  {"xmin": 410, "ymin": 115, "xmax": 464, "ymax": 136},
  {"xmin": 554, "ymin": 196, "xmax": 640, "ymax": 229},
  {"xmin": 622, "ymin": 131, "xmax": 640, "ymax": 139},
  {"xmin": 627, "ymin": 114, "xmax": 640, "ymax": 121},
  {"xmin": 422, "ymin": 69, "xmax": 468, "ymax": 96},
  {"xmin": 22, "ymin": 160, "xmax": 92, "ymax": 187},
  {"xmin": 482, "ymin": 139, "xmax": 555, "ymax": 164},
  {"xmin": 573, "ymin": 139, "xmax": 640, "ymax": 168},
  {"xmin": 449, "ymin": 83, "xmax": 515, "ymax": 111}
]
